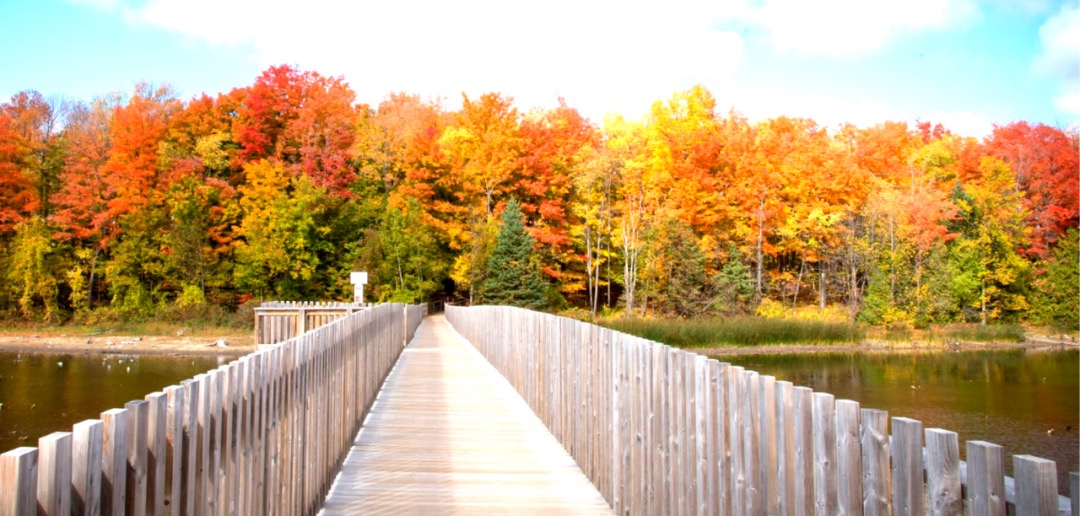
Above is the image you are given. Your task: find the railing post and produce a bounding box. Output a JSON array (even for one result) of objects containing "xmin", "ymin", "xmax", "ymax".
[
  {"xmin": 0, "ymin": 447, "xmax": 37, "ymax": 515},
  {"xmin": 101, "ymin": 408, "xmax": 128, "ymax": 516},
  {"xmin": 164, "ymin": 385, "xmax": 184, "ymax": 516},
  {"xmin": 860, "ymin": 409, "xmax": 891, "ymax": 516},
  {"xmin": 1070, "ymin": 472, "xmax": 1078, "ymax": 516},
  {"xmin": 125, "ymin": 399, "xmax": 149, "ymax": 516},
  {"xmin": 925, "ymin": 428, "xmax": 961, "ymax": 515},
  {"xmin": 72, "ymin": 419, "xmax": 104, "ymax": 515},
  {"xmin": 1013, "ymin": 455, "xmax": 1058, "ymax": 515},
  {"xmin": 835, "ymin": 400, "xmax": 861, "ymax": 516},
  {"xmin": 891, "ymin": 417, "xmax": 924, "ymax": 516},
  {"xmin": 254, "ymin": 311, "xmax": 262, "ymax": 346},
  {"xmin": 812, "ymin": 392, "xmax": 837, "ymax": 515},
  {"xmin": 966, "ymin": 441, "xmax": 1005, "ymax": 516},
  {"xmin": 145, "ymin": 392, "xmax": 167, "ymax": 515},
  {"xmin": 37, "ymin": 431, "xmax": 72, "ymax": 516}
]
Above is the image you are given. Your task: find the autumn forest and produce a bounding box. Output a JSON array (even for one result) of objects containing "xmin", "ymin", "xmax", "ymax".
[{"xmin": 1, "ymin": 65, "xmax": 1077, "ymax": 329}]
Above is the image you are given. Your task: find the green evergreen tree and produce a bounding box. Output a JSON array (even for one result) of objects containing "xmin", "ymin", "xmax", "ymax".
[
  {"xmin": 713, "ymin": 244, "xmax": 755, "ymax": 316},
  {"xmin": 639, "ymin": 218, "xmax": 711, "ymax": 317},
  {"xmin": 480, "ymin": 199, "xmax": 547, "ymax": 309}
]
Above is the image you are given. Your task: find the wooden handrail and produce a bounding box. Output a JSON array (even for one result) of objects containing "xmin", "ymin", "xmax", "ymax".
[
  {"xmin": 0, "ymin": 303, "xmax": 427, "ymax": 515},
  {"xmin": 446, "ymin": 304, "xmax": 1078, "ymax": 515}
]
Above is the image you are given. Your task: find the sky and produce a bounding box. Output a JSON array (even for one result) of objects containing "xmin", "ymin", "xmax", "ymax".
[{"xmin": 0, "ymin": 0, "xmax": 1077, "ymax": 138}]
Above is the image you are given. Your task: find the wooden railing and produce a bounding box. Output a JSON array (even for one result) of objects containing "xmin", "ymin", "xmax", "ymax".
[
  {"xmin": 446, "ymin": 305, "xmax": 1078, "ymax": 516},
  {"xmin": 0, "ymin": 302, "xmax": 426, "ymax": 515},
  {"xmin": 254, "ymin": 301, "xmax": 375, "ymax": 345},
  {"xmin": 405, "ymin": 303, "xmax": 425, "ymax": 343}
]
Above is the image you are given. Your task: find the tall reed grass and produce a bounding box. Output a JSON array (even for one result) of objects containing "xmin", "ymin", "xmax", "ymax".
[
  {"xmin": 944, "ymin": 323, "xmax": 1025, "ymax": 343},
  {"xmin": 601, "ymin": 317, "xmax": 864, "ymax": 347}
]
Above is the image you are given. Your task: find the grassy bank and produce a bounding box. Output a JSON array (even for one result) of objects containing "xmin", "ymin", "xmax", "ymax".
[
  {"xmin": 878, "ymin": 323, "xmax": 1027, "ymax": 343},
  {"xmin": 600, "ymin": 317, "xmax": 864, "ymax": 347},
  {"xmin": 0, "ymin": 300, "xmax": 257, "ymax": 336},
  {"xmin": 0, "ymin": 321, "xmax": 252, "ymax": 340},
  {"xmin": 941, "ymin": 323, "xmax": 1025, "ymax": 343}
]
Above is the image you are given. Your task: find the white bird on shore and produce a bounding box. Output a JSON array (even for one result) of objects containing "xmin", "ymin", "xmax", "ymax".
[{"xmin": 57, "ymin": 361, "xmax": 63, "ymax": 367}]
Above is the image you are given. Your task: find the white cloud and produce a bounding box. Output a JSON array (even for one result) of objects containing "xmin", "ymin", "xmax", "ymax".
[
  {"xmin": 88, "ymin": 0, "xmax": 744, "ymax": 120},
  {"xmin": 57, "ymin": 0, "xmax": 1012, "ymax": 130},
  {"xmin": 728, "ymin": 88, "xmax": 896, "ymax": 129},
  {"xmin": 1035, "ymin": 2, "xmax": 1080, "ymax": 80},
  {"xmin": 723, "ymin": 86, "xmax": 996, "ymax": 138},
  {"xmin": 921, "ymin": 110, "xmax": 996, "ymax": 139},
  {"xmin": 728, "ymin": 0, "xmax": 982, "ymax": 58},
  {"xmin": 1053, "ymin": 90, "xmax": 1080, "ymax": 116},
  {"xmin": 1034, "ymin": 2, "xmax": 1080, "ymax": 120}
]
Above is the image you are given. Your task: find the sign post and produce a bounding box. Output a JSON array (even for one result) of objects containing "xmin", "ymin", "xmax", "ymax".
[{"xmin": 350, "ymin": 272, "xmax": 368, "ymax": 305}]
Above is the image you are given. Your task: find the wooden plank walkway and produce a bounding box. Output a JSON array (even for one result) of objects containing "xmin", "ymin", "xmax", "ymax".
[{"xmin": 320, "ymin": 314, "xmax": 613, "ymax": 515}]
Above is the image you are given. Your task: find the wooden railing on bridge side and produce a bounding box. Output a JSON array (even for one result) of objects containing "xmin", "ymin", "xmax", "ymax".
[
  {"xmin": 447, "ymin": 304, "xmax": 1079, "ymax": 516},
  {"xmin": 255, "ymin": 301, "xmax": 369, "ymax": 345},
  {"xmin": 0, "ymin": 302, "xmax": 426, "ymax": 515},
  {"xmin": 255, "ymin": 301, "xmax": 426, "ymax": 348}
]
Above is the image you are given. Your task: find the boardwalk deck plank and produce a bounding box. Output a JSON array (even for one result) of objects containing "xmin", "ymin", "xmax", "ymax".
[{"xmin": 320, "ymin": 315, "xmax": 612, "ymax": 515}]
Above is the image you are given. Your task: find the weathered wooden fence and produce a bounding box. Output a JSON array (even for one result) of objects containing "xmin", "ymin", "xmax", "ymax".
[
  {"xmin": 0, "ymin": 302, "xmax": 426, "ymax": 515},
  {"xmin": 447, "ymin": 304, "xmax": 1079, "ymax": 516},
  {"xmin": 254, "ymin": 302, "xmax": 371, "ymax": 345}
]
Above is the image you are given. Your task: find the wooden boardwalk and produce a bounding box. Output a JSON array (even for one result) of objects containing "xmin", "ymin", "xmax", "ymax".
[{"xmin": 319, "ymin": 314, "xmax": 613, "ymax": 515}]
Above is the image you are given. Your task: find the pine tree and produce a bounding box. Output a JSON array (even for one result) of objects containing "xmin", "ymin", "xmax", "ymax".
[{"xmin": 480, "ymin": 199, "xmax": 547, "ymax": 309}]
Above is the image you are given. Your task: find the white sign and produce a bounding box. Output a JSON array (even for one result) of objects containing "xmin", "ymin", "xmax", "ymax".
[{"xmin": 350, "ymin": 271, "xmax": 368, "ymax": 285}]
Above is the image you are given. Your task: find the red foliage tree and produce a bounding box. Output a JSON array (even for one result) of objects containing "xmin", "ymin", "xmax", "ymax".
[
  {"xmin": 99, "ymin": 84, "xmax": 180, "ymax": 229},
  {"xmin": 0, "ymin": 112, "xmax": 34, "ymax": 234},
  {"xmin": 516, "ymin": 101, "xmax": 599, "ymax": 278},
  {"xmin": 234, "ymin": 65, "xmax": 359, "ymax": 196},
  {"xmin": 984, "ymin": 122, "xmax": 1080, "ymax": 257}
]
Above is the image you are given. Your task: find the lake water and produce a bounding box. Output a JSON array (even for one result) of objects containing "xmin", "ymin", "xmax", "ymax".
[
  {"xmin": 0, "ymin": 351, "xmax": 224, "ymax": 453},
  {"xmin": 1, "ymin": 347, "xmax": 1076, "ymax": 494},
  {"xmin": 724, "ymin": 348, "xmax": 1079, "ymax": 490}
]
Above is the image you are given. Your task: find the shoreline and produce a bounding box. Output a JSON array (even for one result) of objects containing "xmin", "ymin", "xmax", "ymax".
[
  {"xmin": 0, "ymin": 331, "xmax": 1075, "ymax": 359},
  {"xmin": 0, "ymin": 332, "xmax": 256, "ymax": 357},
  {"xmin": 687, "ymin": 337, "xmax": 1079, "ymax": 357}
]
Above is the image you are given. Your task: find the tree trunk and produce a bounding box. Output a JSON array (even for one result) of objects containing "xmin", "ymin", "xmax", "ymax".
[
  {"xmin": 756, "ymin": 198, "xmax": 765, "ymax": 302},
  {"xmin": 819, "ymin": 263, "xmax": 826, "ymax": 310},
  {"xmin": 849, "ymin": 261, "xmax": 860, "ymax": 322},
  {"xmin": 888, "ymin": 216, "xmax": 896, "ymax": 304},
  {"xmin": 624, "ymin": 254, "xmax": 634, "ymax": 316},
  {"xmin": 586, "ymin": 227, "xmax": 598, "ymax": 318},
  {"xmin": 87, "ymin": 246, "xmax": 101, "ymax": 310},
  {"xmin": 605, "ymin": 235, "xmax": 612, "ymax": 308},
  {"xmin": 622, "ymin": 220, "xmax": 639, "ymax": 318},
  {"xmin": 980, "ymin": 282, "xmax": 987, "ymax": 325},
  {"xmin": 792, "ymin": 256, "xmax": 805, "ymax": 311},
  {"xmin": 396, "ymin": 256, "xmax": 405, "ymax": 291}
]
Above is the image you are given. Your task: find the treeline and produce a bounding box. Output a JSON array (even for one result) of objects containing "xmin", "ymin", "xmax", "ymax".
[{"xmin": 0, "ymin": 65, "xmax": 1077, "ymax": 328}]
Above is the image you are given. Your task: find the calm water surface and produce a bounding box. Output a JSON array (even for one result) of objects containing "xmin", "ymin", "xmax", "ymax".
[
  {"xmin": 0, "ymin": 351, "xmax": 223, "ymax": 453},
  {"xmin": 724, "ymin": 349, "xmax": 1079, "ymax": 489},
  {"xmin": 1, "ymin": 348, "xmax": 1075, "ymax": 492}
]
